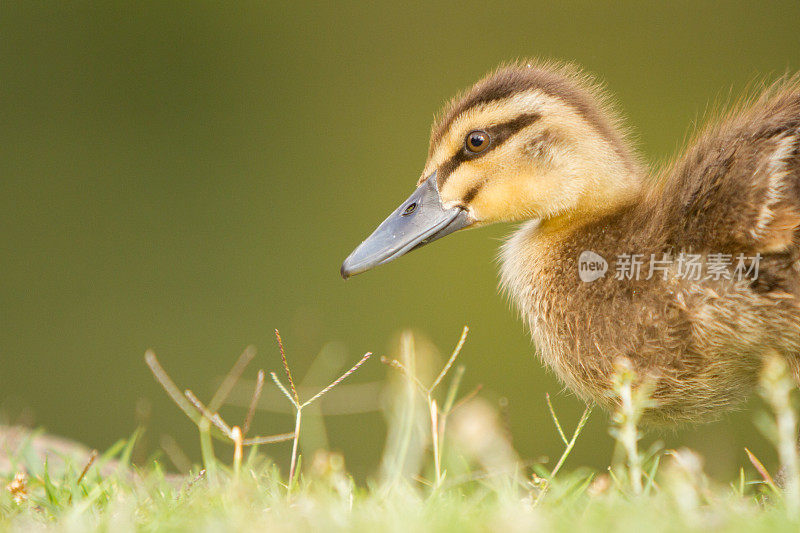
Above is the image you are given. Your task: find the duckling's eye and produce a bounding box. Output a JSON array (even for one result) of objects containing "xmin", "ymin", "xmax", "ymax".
[{"xmin": 465, "ymin": 130, "xmax": 490, "ymax": 154}]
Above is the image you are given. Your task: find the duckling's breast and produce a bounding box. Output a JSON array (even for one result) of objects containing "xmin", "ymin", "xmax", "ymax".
[{"xmin": 500, "ymin": 218, "xmax": 800, "ymax": 425}]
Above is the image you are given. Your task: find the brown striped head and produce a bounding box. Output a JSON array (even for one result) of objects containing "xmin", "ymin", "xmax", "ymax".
[
  {"xmin": 424, "ymin": 61, "xmax": 642, "ymax": 226},
  {"xmin": 341, "ymin": 61, "xmax": 642, "ymax": 278}
]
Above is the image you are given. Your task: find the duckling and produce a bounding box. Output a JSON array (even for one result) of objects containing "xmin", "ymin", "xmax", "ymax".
[{"xmin": 341, "ymin": 61, "xmax": 800, "ymax": 425}]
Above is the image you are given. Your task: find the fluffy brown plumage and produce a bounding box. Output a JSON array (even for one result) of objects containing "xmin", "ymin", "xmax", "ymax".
[
  {"xmin": 344, "ymin": 61, "xmax": 800, "ymax": 425},
  {"xmin": 498, "ymin": 64, "xmax": 800, "ymax": 424}
]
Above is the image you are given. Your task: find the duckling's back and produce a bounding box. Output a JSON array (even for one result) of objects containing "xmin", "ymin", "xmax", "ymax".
[{"xmin": 654, "ymin": 76, "xmax": 800, "ymax": 273}]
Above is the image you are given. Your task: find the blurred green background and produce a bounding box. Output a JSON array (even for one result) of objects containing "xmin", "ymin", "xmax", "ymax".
[{"xmin": 3, "ymin": 1, "xmax": 800, "ymax": 480}]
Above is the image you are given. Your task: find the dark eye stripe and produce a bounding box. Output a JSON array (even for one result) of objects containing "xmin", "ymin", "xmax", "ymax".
[
  {"xmin": 437, "ymin": 113, "xmax": 540, "ymax": 188},
  {"xmin": 462, "ymin": 183, "xmax": 483, "ymax": 203}
]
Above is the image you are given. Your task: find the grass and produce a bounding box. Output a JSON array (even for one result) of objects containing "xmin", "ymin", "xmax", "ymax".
[{"xmin": 3, "ymin": 329, "xmax": 800, "ymax": 532}]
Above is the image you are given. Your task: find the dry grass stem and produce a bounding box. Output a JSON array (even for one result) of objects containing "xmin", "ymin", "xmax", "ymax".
[
  {"xmin": 380, "ymin": 356, "xmax": 427, "ymax": 395},
  {"xmin": 381, "ymin": 327, "xmax": 474, "ymax": 489},
  {"xmin": 243, "ymin": 370, "xmax": 265, "ymax": 435},
  {"xmin": 430, "ymin": 399, "xmax": 441, "ymax": 487},
  {"xmin": 76, "ymin": 449, "xmax": 98, "ymax": 486},
  {"xmin": 549, "ymin": 405, "xmax": 592, "ymax": 479},
  {"xmin": 209, "ymin": 346, "xmax": 256, "ymax": 412},
  {"xmin": 430, "ymin": 326, "xmax": 469, "ymax": 393},
  {"xmin": 535, "ymin": 400, "xmax": 593, "ymax": 505},
  {"xmin": 546, "ymin": 393, "xmax": 569, "ymax": 446},
  {"xmin": 145, "ymin": 350, "xmax": 202, "ymax": 425},
  {"xmin": 442, "ymin": 365, "xmax": 466, "ymax": 414},
  {"xmin": 160, "ymin": 435, "xmax": 192, "ymax": 474},
  {"xmin": 145, "ymin": 348, "xmax": 298, "ymax": 477},
  {"xmin": 268, "ymin": 332, "xmax": 373, "ymax": 493},
  {"xmin": 242, "ymin": 433, "xmax": 295, "ymax": 446},
  {"xmin": 232, "ymin": 426, "xmax": 243, "ymax": 477},
  {"xmin": 449, "ymin": 384, "xmax": 483, "ymax": 414},
  {"xmin": 270, "ymin": 372, "xmax": 299, "ymax": 408},
  {"xmin": 184, "ymin": 390, "xmax": 232, "ymax": 437},
  {"xmin": 275, "ymin": 330, "xmax": 300, "ymax": 406},
  {"xmin": 745, "ymin": 447, "xmax": 778, "ymax": 491},
  {"xmin": 302, "ymin": 352, "xmax": 372, "ymax": 408}
]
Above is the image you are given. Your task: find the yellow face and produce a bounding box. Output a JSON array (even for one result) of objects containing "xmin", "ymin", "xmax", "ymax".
[{"xmin": 421, "ymin": 90, "xmax": 638, "ymax": 226}]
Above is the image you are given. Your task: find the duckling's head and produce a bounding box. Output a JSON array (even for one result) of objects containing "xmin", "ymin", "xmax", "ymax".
[{"xmin": 341, "ymin": 61, "xmax": 642, "ymax": 278}]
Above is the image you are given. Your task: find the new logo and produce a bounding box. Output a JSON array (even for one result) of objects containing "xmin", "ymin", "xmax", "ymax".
[{"xmin": 578, "ymin": 251, "xmax": 607, "ymax": 282}]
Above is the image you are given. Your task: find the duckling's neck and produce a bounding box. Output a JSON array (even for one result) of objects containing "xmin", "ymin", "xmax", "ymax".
[
  {"xmin": 499, "ymin": 163, "xmax": 648, "ymax": 329},
  {"xmin": 540, "ymin": 165, "xmax": 645, "ymax": 236}
]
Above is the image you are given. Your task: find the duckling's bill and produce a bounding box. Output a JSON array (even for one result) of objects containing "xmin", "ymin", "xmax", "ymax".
[{"xmin": 340, "ymin": 173, "xmax": 472, "ymax": 279}]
